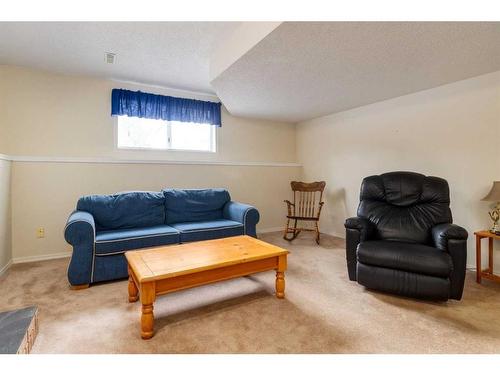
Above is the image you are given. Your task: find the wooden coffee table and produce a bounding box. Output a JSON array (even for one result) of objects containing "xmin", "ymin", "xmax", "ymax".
[{"xmin": 125, "ymin": 235, "xmax": 289, "ymax": 339}]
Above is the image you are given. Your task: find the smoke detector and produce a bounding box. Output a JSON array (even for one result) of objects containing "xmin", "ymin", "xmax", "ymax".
[{"xmin": 105, "ymin": 52, "xmax": 116, "ymax": 64}]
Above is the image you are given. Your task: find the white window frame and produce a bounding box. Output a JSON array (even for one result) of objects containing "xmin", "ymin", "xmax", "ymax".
[{"xmin": 114, "ymin": 116, "xmax": 217, "ymax": 153}]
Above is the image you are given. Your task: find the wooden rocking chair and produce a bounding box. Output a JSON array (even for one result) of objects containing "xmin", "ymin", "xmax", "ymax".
[{"xmin": 283, "ymin": 181, "xmax": 326, "ymax": 244}]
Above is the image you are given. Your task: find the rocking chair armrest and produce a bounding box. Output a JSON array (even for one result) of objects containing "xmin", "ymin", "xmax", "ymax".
[
  {"xmin": 284, "ymin": 200, "xmax": 295, "ymax": 216},
  {"xmin": 317, "ymin": 201, "xmax": 325, "ymax": 217}
]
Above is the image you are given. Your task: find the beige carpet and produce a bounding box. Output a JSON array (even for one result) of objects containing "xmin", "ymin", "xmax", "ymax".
[{"xmin": 1, "ymin": 232, "xmax": 500, "ymax": 353}]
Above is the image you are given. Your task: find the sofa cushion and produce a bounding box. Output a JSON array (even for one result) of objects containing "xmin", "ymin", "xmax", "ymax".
[
  {"xmin": 95, "ymin": 225, "xmax": 179, "ymax": 255},
  {"xmin": 163, "ymin": 188, "xmax": 231, "ymax": 224},
  {"xmin": 77, "ymin": 191, "xmax": 165, "ymax": 231},
  {"xmin": 357, "ymin": 240, "xmax": 453, "ymax": 278},
  {"xmin": 170, "ymin": 219, "xmax": 243, "ymax": 242}
]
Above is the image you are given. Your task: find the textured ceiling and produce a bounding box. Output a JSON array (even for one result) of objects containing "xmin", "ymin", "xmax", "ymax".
[
  {"xmin": 0, "ymin": 22, "xmax": 239, "ymax": 93},
  {"xmin": 211, "ymin": 22, "xmax": 500, "ymax": 122}
]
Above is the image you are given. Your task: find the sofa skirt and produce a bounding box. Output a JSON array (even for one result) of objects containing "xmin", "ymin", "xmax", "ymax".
[{"xmin": 92, "ymin": 253, "xmax": 129, "ymax": 283}]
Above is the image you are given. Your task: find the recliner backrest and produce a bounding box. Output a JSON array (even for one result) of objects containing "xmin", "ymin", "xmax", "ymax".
[{"xmin": 357, "ymin": 172, "xmax": 452, "ymax": 244}]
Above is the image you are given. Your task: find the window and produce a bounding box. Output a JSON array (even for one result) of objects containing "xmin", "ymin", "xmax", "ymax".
[{"xmin": 117, "ymin": 116, "xmax": 216, "ymax": 152}]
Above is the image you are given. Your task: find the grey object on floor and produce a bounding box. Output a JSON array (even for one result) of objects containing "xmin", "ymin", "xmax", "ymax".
[{"xmin": 0, "ymin": 306, "xmax": 38, "ymax": 354}]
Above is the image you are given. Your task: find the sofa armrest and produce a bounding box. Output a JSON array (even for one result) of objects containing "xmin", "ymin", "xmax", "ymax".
[
  {"xmin": 432, "ymin": 223, "xmax": 468, "ymax": 300},
  {"xmin": 344, "ymin": 217, "xmax": 375, "ymax": 281},
  {"xmin": 223, "ymin": 201, "xmax": 260, "ymax": 237},
  {"xmin": 64, "ymin": 210, "xmax": 95, "ymax": 244},
  {"xmin": 64, "ymin": 210, "xmax": 96, "ymax": 286}
]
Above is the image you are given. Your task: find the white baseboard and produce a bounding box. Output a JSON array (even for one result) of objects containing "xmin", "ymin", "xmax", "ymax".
[
  {"xmin": 258, "ymin": 227, "xmax": 283, "ymax": 234},
  {"xmin": 13, "ymin": 252, "xmax": 71, "ymax": 264},
  {"xmin": 0, "ymin": 259, "xmax": 13, "ymax": 278}
]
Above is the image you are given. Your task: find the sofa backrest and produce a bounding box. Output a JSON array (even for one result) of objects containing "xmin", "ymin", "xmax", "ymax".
[
  {"xmin": 357, "ymin": 172, "xmax": 452, "ymax": 244},
  {"xmin": 77, "ymin": 191, "xmax": 165, "ymax": 231},
  {"xmin": 163, "ymin": 188, "xmax": 231, "ymax": 224}
]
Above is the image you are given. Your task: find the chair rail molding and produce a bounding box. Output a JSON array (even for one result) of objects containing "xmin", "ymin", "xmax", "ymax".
[{"xmin": 5, "ymin": 154, "xmax": 301, "ymax": 168}]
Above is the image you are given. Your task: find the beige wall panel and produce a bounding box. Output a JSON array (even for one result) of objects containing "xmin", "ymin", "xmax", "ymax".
[
  {"xmin": 11, "ymin": 162, "xmax": 300, "ymax": 259},
  {"xmin": 0, "ymin": 160, "xmax": 12, "ymax": 271},
  {"xmin": 297, "ymin": 71, "xmax": 500, "ymax": 268},
  {"xmin": 0, "ymin": 65, "xmax": 299, "ymax": 261},
  {"xmin": 0, "ymin": 65, "xmax": 296, "ymax": 163}
]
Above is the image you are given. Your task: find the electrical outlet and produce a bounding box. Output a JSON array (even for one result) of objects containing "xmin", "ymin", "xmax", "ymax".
[{"xmin": 37, "ymin": 227, "xmax": 45, "ymax": 238}]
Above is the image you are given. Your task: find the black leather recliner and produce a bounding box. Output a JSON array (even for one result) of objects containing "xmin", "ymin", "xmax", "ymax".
[{"xmin": 344, "ymin": 172, "xmax": 468, "ymax": 301}]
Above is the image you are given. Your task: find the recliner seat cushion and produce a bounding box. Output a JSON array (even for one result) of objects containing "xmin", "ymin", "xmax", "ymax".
[
  {"xmin": 163, "ymin": 188, "xmax": 231, "ymax": 224},
  {"xmin": 357, "ymin": 240, "xmax": 453, "ymax": 278},
  {"xmin": 95, "ymin": 225, "xmax": 179, "ymax": 255},
  {"xmin": 77, "ymin": 191, "xmax": 165, "ymax": 231},
  {"xmin": 357, "ymin": 172, "xmax": 452, "ymax": 244},
  {"xmin": 170, "ymin": 219, "xmax": 243, "ymax": 242}
]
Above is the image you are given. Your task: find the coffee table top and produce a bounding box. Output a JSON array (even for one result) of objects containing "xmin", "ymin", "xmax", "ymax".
[{"xmin": 125, "ymin": 235, "xmax": 289, "ymax": 283}]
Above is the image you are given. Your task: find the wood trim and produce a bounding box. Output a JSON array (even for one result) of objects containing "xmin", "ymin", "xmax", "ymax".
[
  {"xmin": 286, "ymin": 216, "xmax": 320, "ymax": 221},
  {"xmin": 126, "ymin": 238, "xmax": 288, "ymax": 339},
  {"xmin": 69, "ymin": 284, "xmax": 89, "ymax": 290},
  {"xmin": 290, "ymin": 181, "xmax": 326, "ymax": 192},
  {"xmin": 474, "ymin": 230, "xmax": 500, "ymax": 240},
  {"xmin": 475, "ymin": 231, "xmax": 500, "ymax": 285},
  {"xmin": 480, "ymin": 273, "xmax": 500, "ymax": 283},
  {"xmin": 125, "ymin": 235, "xmax": 288, "ymax": 282},
  {"xmin": 155, "ymin": 257, "xmax": 278, "ymax": 295},
  {"xmin": 6, "ymin": 154, "xmax": 301, "ymax": 168}
]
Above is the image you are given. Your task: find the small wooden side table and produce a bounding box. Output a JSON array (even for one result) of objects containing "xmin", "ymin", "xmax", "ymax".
[{"xmin": 475, "ymin": 230, "xmax": 500, "ymax": 284}]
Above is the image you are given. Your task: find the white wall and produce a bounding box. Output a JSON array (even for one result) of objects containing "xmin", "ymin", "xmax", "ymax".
[
  {"xmin": 0, "ymin": 65, "xmax": 296, "ymax": 163},
  {"xmin": 0, "ymin": 66, "xmax": 299, "ymax": 262},
  {"xmin": 4, "ymin": 64, "xmax": 498, "ymax": 269},
  {"xmin": 0, "ymin": 158, "xmax": 12, "ymax": 274},
  {"xmin": 297, "ymin": 71, "xmax": 500, "ymax": 268},
  {"xmin": 0, "ymin": 66, "xmax": 13, "ymax": 273}
]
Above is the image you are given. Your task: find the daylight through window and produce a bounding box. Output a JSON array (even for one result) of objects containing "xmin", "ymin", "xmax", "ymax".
[{"xmin": 117, "ymin": 116, "xmax": 216, "ymax": 152}]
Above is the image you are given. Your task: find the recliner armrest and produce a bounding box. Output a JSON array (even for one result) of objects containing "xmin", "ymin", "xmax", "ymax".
[
  {"xmin": 431, "ymin": 223, "xmax": 468, "ymax": 300},
  {"xmin": 344, "ymin": 216, "xmax": 375, "ymax": 240},
  {"xmin": 344, "ymin": 216, "xmax": 375, "ymax": 281},
  {"xmin": 432, "ymin": 223, "xmax": 468, "ymax": 251}
]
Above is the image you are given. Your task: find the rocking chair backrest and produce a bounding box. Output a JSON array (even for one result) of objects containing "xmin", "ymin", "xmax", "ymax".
[{"xmin": 290, "ymin": 181, "xmax": 326, "ymax": 218}]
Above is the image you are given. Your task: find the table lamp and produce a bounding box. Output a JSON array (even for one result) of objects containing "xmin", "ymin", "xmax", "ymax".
[{"xmin": 482, "ymin": 181, "xmax": 500, "ymax": 234}]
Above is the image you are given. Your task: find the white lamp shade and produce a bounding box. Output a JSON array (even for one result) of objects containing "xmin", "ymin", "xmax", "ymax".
[{"xmin": 482, "ymin": 181, "xmax": 500, "ymax": 201}]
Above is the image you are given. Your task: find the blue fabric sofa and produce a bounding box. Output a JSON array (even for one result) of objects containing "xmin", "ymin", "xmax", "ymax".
[{"xmin": 64, "ymin": 188, "xmax": 259, "ymax": 287}]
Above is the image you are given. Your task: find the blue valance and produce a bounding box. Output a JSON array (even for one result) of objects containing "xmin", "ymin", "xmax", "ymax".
[{"xmin": 111, "ymin": 89, "xmax": 222, "ymax": 126}]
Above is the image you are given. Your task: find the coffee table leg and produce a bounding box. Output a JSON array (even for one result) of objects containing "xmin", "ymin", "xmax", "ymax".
[
  {"xmin": 276, "ymin": 272, "xmax": 285, "ymax": 298},
  {"xmin": 128, "ymin": 275, "xmax": 139, "ymax": 303},
  {"xmin": 276, "ymin": 254, "xmax": 287, "ymax": 299},
  {"xmin": 476, "ymin": 235, "xmax": 482, "ymax": 284},
  {"xmin": 140, "ymin": 282, "xmax": 156, "ymax": 340}
]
